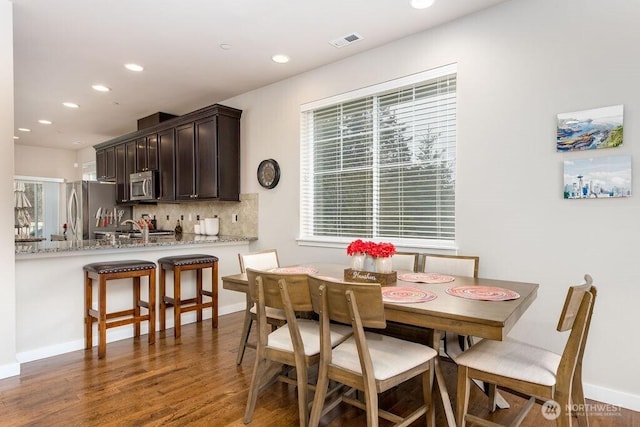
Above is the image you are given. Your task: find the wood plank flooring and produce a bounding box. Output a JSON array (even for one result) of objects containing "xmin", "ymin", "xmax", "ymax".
[{"xmin": 0, "ymin": 311, "xmax": 635, "ymax": 426}]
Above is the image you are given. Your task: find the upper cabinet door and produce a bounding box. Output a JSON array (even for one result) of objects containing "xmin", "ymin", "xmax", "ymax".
[
  {"xmin": 195, "ymin": 116, "xmax": 218, "ymax": 199},
  {"xmin": 96, "ymin": 147, "xmax": 116, "ymax": 181},
  {"xmin": 157, "ymin": 128, "xmax": 175, "ymax": 201},
  {"xmin": 175, "ymin": 123, "xmax": 196, "ymax": 200},
  {"xmin": 135, "ymin": 134, "xmax": 159, "ymax": 172},
  {"xmin": 146, "ymin": 134, "xmax": 158, "ymax": 171}
]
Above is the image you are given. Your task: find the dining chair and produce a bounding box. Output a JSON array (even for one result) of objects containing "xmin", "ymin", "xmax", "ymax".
[
  {"xmin": 421, "ymin": 253, "xmax": 479, "ymax": 278},
  {"xmin": 456, "ymin": 274, "xmax": 597, "ymax": 427},
  {"xmin": 391, "ymin": 251, "xmax": 419, "ymax": 272},
  {"xmin": 236, "ymin": 249, "xmax": 286, "ymax": 365},
  {"xmin": 307, "ymin": 276, "xmax": 437, "ymax": 427},
  {"xmin": 243, "ymin": 269, "xmax": 352, "ymax": 426},
  {"xmin": 422, "ymin": 253, "xmax": 480, "ymax": 357}
]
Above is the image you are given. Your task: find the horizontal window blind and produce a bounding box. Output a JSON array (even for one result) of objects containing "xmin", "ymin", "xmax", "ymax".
[{"xmin": 300, "ymin": 65, "xmax": 457, "ymax": 245}]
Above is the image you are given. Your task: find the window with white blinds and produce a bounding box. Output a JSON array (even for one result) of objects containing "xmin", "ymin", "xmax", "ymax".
[{"xmin": 300, "ymin": 64, "xmax": 457, "ymax": 247}]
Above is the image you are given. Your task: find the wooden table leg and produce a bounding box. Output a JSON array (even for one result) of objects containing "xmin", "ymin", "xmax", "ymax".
[{"xmin": 432, "ymin": 329, "xmax": 457, "ymax": 427}]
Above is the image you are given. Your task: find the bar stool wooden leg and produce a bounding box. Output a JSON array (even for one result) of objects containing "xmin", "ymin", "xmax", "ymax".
[
  {"xmin": 148, "ymin": 270, "xmax": 155, "ymax": 345},
  {"xmin": 133, "ymin": 276, "xmax": 141, "ymax": 338},
  {"xmin": 174, "ymin": 267, "xmax": 182, "ymax": 339},
  {"xmin": 196, "ymin": 268, "xmax": 203, "ymax": 323},
  {"xmin": 212, "ymin": 261, "xmax": 218, "ymax": 328},
  {"xmin": 159, "ymin": 266, "xmax": 167, "ymax": 332},
  {"xmin": 98, "ymin": 276, "xmax": 107, "ymax": 359},
  {"xmin": 84, "ymin": 272, "xmax": 93, "ymax": 350}
]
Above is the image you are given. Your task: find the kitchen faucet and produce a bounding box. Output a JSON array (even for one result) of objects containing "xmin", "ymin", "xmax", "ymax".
[{"xmin": 121, "ymin": 219, "xmax": 149, "ymax": 242}]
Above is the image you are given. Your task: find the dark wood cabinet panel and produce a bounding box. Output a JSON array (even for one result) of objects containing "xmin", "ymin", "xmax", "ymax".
[
  {"xmin": 115, "ymin": 144, "xmax": 127, "ymax": 203},
  {"xmin": 96, "ymin": 147, "xmax": 116, "ymax": 181},
  {"xmin": 195, "ymin": 116, "xmax": 218, "ymax": 199},
  {"xmin": 135, "ymin": 134, "xmax": 158, "ymax": 172},
  {"xmin": 157, "ymin": 128, "xmax": 175, "ymax": 201},
  {"xmin": 147, "ymin": 134, "xmax": 158, "ymax": 171},
  {"xmin": 216, "ymin": 112, "xmax": 241, "ymax": 201},
  {"xmin": 115, "ymin": 140, "xmax": 136, "ymax": 204},
  {"xmin": 175, "ymin": 123, "xmax": 196, "ymax": 200}
]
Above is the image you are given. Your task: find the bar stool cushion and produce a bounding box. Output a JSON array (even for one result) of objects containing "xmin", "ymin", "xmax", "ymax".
[
  {"xmin": 158, "ymin": 254, "xmax": 219, "ymax": 267},
  {"xmin": 83, "ymin": 260, "xmax": 156, "ymax": 274}
]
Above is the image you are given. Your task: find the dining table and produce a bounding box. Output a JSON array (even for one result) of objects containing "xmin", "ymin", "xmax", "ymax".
[{"xmin": 222, "ymin": 263, "xmax": 539, "ymax": 427}]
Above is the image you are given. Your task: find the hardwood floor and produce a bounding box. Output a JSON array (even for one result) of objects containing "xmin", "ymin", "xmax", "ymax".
[{"xmin": 0, "ymin": 311, "xmax": 635, "ymax": 426}]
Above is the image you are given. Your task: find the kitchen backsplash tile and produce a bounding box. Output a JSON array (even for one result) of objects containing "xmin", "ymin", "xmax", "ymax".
[{"xmin": 133, "ymin": 193, "xmax": 258, "ymax": 237}]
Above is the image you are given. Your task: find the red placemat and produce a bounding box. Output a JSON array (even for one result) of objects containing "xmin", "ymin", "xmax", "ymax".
[
  {"xmin": 269, "ymin": 266, "xmax": 319, "ymax": 274},
  {"xmin": 398, "ymin": 272, "xmax": 455, "ymax": 284},
  {"xmin": 445, "ymin": 286, "xmax": 520, "ymax": 301},
  {"xmin": 382, "ymin": 286, "xmax": 437, "ymax": 303}
]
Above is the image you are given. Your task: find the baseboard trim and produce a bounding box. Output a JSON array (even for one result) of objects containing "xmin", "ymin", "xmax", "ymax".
[
  {"xmin": 0, "ymin": 362, "xmax": 20, "ymax": 380},
  {"xmin": 585, "ymin": 382, "xmax": 640, "ymax": 412}
]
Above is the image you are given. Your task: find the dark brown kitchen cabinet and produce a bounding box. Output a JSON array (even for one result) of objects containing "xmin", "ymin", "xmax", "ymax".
[
  {"xmin": 175, "ymin": 109, "xmax": 240, "ymax": 201},
  {"xmin": 157, "ymin": 128, "xmax": 175, "ymax": 201},
  {"xmin": 115, "ymin": 140, "xmax": 137, "ymax": 204},
  {"xmin": 95, "ymin": 103, "xmax": 241, "ymax": 203},
  {"xmin": 175, "ymin": 123, "xmax": 196, "ymax": 200},
  {"xmin": 135, "ymin": 134, "xmax": 158, "ymax": 172},
  {"xmin": 96, "ymin": 146, "xmax": 116, "ymax": 181}
]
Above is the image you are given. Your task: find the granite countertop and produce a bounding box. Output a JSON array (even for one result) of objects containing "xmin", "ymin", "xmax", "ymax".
[{"xmin": 15, "ymin": 233, "xmax": 256, "ymax": 255}]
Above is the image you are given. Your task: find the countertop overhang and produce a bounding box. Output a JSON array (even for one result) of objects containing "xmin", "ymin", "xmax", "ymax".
[{"xmin": 15, "ymin": 234, "xmax": 256, "ymax": 257}]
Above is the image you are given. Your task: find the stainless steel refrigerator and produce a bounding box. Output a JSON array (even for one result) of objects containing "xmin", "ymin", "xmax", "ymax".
[{"xmin": 65, "ymin": 181, "xmax": 132, "ymax": 240}]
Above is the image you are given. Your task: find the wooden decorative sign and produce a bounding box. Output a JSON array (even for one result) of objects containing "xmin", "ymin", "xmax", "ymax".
[{"xmin": 344, "ymin": 269, "xmax": 397, "ymax": 286}]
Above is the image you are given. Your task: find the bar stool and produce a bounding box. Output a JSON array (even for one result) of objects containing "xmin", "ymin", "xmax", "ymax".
[
  {"xmin": 158, "ymin": 254, "xmax": 219, "ymax": 338},
  {"xmin": 83, "ymin": 260, "xmax": 156, "ymax": 359}
]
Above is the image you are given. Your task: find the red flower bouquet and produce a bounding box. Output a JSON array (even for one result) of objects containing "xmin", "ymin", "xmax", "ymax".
[
  {"xmin": 346, "ymin": 240, "xmax": 396, "ymax": 258},
  {"xmin": 346, "ymin": 239, "xmax": 367, "ymax": 255},
  {"xmin": 369, "ymin": 242, "xmax": 397, "ymax": 258}
]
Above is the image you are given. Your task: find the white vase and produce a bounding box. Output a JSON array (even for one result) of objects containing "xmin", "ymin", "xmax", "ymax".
[
  {"xmin": 375, "ymin": 257, "xmax": 392, "ymax": 273},
  {"xmin": 363, "ymin": 255, "xmax": 376, "ymax": 272},
  {"xmin": 350, "ymin": 254, "xmax": 365, "ymax": 270}
]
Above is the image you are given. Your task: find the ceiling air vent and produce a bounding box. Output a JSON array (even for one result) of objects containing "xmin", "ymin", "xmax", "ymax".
[{"xmin": 329, "ymin": 32, "xmax": 364, "ymax": 48}]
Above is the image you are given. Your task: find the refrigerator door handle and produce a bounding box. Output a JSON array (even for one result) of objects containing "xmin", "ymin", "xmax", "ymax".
[{"xmin": 68, "ymin": 187, "xmax": 79, "ymax": 238}]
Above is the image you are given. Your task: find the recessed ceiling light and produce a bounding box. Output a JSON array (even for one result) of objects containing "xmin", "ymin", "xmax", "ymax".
[
  {"xmin": 219, "ymin": 43, "xmax": 232, "ymax": 50},
  {"xmin": 124, "ymin": 63, "xmax": 144, "ymax": 72},
  {"xmin": 18, "ymin": 128, "xmax": 31, "ymax": 132},
  {"xmin": 38, "ymin": 119, "xmax": 52, "ymax": 125},
  {"xmin": 63, "ymin": 102, "xmax": 79, "ymax": 108},
  {"xmin": 92, "ymin": 84, "xmax": 111, "ymax": 92},
  {"xmin": 13, "ymin": 136, "xmax": 19, "ymax": 140},
  {"xmin": 411, "ymin": 0, "xmax": 435, "ymax": 9},
  {"xmin": 271, "ymin": 54, "xmax": 290, "ymax": 64}
]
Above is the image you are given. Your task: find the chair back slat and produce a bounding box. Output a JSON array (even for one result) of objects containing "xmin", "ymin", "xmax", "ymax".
[
  {"xmin": 392, "ymin": 252, "xmax": 419, "ymax": 272},
  {"xmin": 238, "ymin": 249, "xmax": 279, "ymax": 273},
  {"xmin": 557, "ymin": 274, "xmax": 593, "ymax": 332},
  {"xmin": 246, "ymin": 268, "xmax": 312, "ymax": 312},
  {"xmin": 309, "ymin": 276, "xmax": 385, "ymax": 329},
  {"xmin": 555, "ymin": 281, "xmax": 596, "ymax": 394},
  {"xmin": 422, "ymin": 253, "xmax": 479, "ymax": 277}
]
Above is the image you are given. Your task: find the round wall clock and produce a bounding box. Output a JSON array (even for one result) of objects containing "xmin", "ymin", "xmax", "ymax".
[{"xmin": 257, "ymin": 159, "xmax": 281, "ymax": 189}]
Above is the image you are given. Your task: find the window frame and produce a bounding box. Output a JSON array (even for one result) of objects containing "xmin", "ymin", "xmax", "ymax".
[{"xmin": 298, "ymin": 64, "xmax": 458, "ymax": 251}]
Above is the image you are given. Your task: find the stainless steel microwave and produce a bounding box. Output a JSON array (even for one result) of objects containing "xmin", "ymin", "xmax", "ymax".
[{"xmin": 130, "ymin": 171, "xmax": 158, "ymax": 201}]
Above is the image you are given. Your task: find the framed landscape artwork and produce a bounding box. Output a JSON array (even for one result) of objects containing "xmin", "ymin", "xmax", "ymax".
[
  {"xmin": 563, "ymin": 155, "xmax": 631, "ymax": 199},
  {"xmin": 557, "ymin": 105, "xmax": 623, "ymax": 152}
]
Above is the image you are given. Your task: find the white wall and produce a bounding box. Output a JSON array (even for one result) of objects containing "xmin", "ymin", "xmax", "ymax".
[
  {"xmin": 14, "ymin": 145, "xmax": 79, "ymax": 181},
  {"xmin": 221, "ymin": 0, "xmax": 640, "ymax": 409},
  {"xmin": 1, "ymin": 0, "xmax": 18, "ymax": 378}
]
